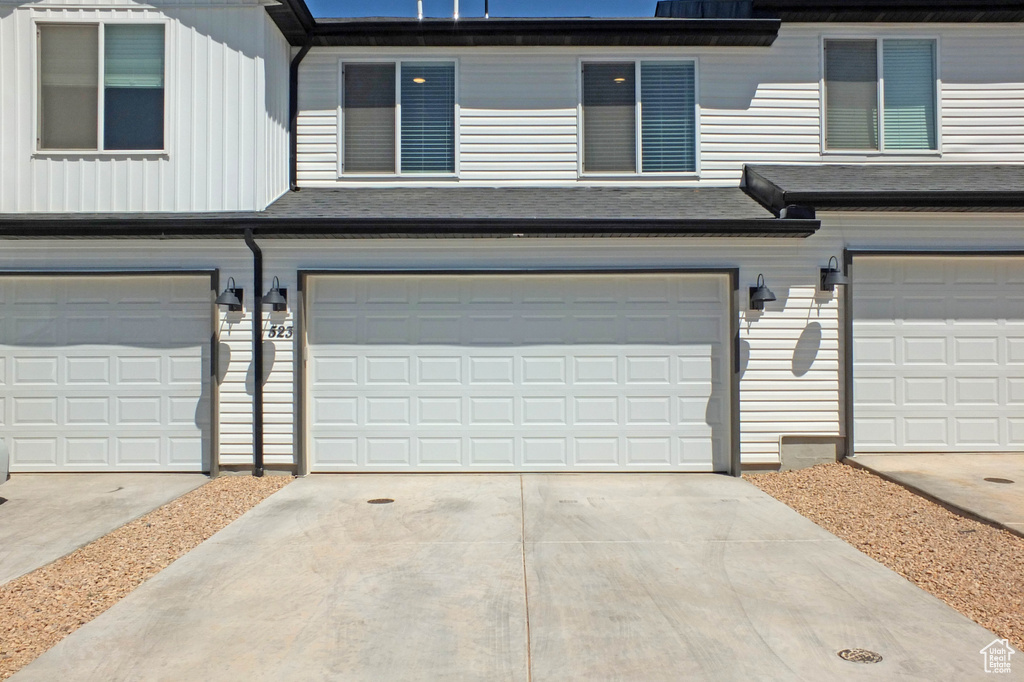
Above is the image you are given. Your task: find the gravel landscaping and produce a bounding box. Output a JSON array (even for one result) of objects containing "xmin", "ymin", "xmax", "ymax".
[
  {"xmin": 746, "ymin": 462, "xmax": 1024, "ymax": 651},
  {"xmin": 0, "ymin": 474, "xmax": 292, "ymax": 680}
]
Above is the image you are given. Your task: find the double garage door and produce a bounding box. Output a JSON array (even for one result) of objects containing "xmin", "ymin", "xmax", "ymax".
[
  {"xmin": 305, "ymin": 273, "xmax": 732, "ymax": 472},
  {"xmin": 3, "ymin": 275, "xmax": 212, "ymax": 472},
  {"xmin": 854, "ymin": 256, "xmax": 1024, "ymax": 453}
]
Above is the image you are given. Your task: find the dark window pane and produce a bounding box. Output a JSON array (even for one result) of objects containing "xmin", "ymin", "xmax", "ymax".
[
  {"xmin": 583, "ymin": 63, "xmax": 636, "ymax": 173},
  {"xmin": 400, "ymin": 62, "xmax": 455, "ymax": 174},
  {"xmin": 39, "ymin": 25, "xmax": 98, "ymax": 150},
  {"xmin": 343, "ymin": 63, "xmax": 396, "ymax": 174},
  {"xmin": 824, "ymin": 40, "xmax": 879, "ymax": 150},
  {"xmin": 103, "ymin": 25, "xmax": 165, "ymax": 150}
]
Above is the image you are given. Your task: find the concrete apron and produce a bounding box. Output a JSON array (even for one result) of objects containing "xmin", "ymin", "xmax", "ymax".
[
  {"xmin": 0, "ymin": 473, "xmax": 208, "ymax": 585},
  {"xmin": 11, "ymin": 474, "xmax": 1011, "ymax": 682},
  {"xmin": 851, "ymin": 454, "xmax": 1024, "ymax": 538}
]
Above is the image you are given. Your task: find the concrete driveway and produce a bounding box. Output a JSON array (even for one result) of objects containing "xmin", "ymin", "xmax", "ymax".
[
  {"xmin": 11, "ymin": 474, "xmax": 1008, "ymax": 681},
  {"xmin": 853, "ymin": 454, "xmax": 1024, "ymax": 537},
  {"xmin": 0, "ymin": 474, "xmax": 207, "ymax": 585}
]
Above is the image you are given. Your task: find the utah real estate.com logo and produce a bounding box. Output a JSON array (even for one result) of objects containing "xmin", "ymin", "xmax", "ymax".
[{"xmin": 980, "ymin": 639, "xmax": 1015, "ymax": 674}]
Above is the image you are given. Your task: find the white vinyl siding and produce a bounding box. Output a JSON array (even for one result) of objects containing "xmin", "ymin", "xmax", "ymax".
[
  {"xmin": 295, "ymin": 26, "xmax": 1023, "ymax": 189},
  {"xmin": 1, "ymin": 6, "xmax": 289, "ymax": 212}
]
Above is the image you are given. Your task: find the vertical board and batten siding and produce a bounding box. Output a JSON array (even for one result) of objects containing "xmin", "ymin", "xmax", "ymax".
[
  {"xmin": 0, "ymin": 1, "xmax": 290, "ymax": 213},
  {"xmin": 296, "ymin": 24, "xmax": 1024, "ymax": 188}
]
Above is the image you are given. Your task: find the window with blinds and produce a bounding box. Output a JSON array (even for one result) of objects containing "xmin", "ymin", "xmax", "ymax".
[
  {"xmin": 38, "ymin": 23, "xmax": 165, "ymax": 152},
  {"xmin": 883, "ymin": 40, "xmax": 937, "ymax": 150},
  {"xmin": 824, "ymin": 38, "xmax": 937, "ymax": 152},
  {"xmin": 582, "ymin": 60, "xmax": 697, "ymax": 175},
  {"xmin": 401, "ymin": 62, "xmax": 455, "ymax": 174},
  {"xmin": 343, "ymin": 63, "xmax": 397, "ymax": 174},
  {"xmin": 342, "ymin": 61, "xmax": 456, "ymax": 175},
  {"xmin": 824, "ymin": 40, "xmax": 879, "ymax": 150},
  {"xmin": 641, "ymin": 62, "xmax": 696, "ymax": 173}
]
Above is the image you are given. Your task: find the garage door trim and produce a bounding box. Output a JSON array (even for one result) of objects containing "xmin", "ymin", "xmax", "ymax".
[
  {"xmin": 845, "ymin": 250, "xmax": 1024, "ymax": 458},
  {"xmin": 296, "ymin": 268, "xmax": 740, "ymax": 475},
  {"xmin": 0, "ymin": 269, "xmax": 220, "ymax": 474}
]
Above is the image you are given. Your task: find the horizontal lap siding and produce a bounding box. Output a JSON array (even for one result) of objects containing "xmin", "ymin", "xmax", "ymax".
[
  {"xmin": 0, "ymin": 5, "xmax": 288, "ymax": 212},
  {"xmin": 459, "ymin": 58, "xmax": 578, "ymax": 182},
  {"xmin": 940, "ymin": 31, "xmax": 1024, "ymax": 159},
  {"xmin": 295, "ymin": 26, "xmax": 1024, "ymax": 189}
]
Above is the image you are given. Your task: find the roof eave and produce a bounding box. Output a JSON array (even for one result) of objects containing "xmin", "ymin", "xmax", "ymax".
[{"xmin": 0, "ymin": 217, "xmax": 818, "ymax": 239}]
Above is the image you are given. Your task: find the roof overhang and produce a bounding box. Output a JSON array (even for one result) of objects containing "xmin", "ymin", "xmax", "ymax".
[
  {"xmin": 0, "ymin": 217, "xmax": 818, "ymax": 239},
  {"xmin": 744, "ymin": 164, "xmax": 1024, "ymax": 213},
  {"xmin": 751, "ymin": 0, "xmax": 1024, "ymax": 22},
  {"xmin": 306, "ymin": 17, "xmax": 781, "ymax": 48}
]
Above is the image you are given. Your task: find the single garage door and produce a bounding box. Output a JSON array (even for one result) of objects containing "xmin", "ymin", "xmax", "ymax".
[
  {"xmin": 305, "ymin": 273, "xmax": 731, "ymax": 472},
  {"xmin": 3, "ymin": 275, "xmax": 213, "ymax": 472},
  {"xmin": 853, "ymin": 256, "xmax": 1024, "ymax": 452}
]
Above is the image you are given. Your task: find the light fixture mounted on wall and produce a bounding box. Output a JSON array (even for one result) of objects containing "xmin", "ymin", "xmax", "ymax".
[
  {"xmin": 215, "ymin": 277, "xmax": 243, "ymax": 312},
  {"xmin": 749, "ymin": 274, "xmax": 776, "ymax": 311},
  {"xmin": 819, "ymin": 256, "xmax": 850, "ymax": 292},
  {"xmin": 263, "ymin": 276, "xmax": 288, "ymax": 312}
]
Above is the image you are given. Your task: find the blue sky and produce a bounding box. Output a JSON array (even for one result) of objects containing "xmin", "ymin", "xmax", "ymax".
[{"xmin": 307, "ymin": 0, "xmax": 660, "ymax": 18}]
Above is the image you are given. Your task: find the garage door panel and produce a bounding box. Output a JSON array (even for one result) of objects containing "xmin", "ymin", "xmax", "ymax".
[
  {"xmin": 854, "ymin": 257, "xmax": 1024, "ymax": 453},
  {"xmin": 3, "ymin": 276, "xmax": 211, "ymax": 472},
  {"xmin": 307, "ymin": 273, "xmax": 730, "ymax": 472}
]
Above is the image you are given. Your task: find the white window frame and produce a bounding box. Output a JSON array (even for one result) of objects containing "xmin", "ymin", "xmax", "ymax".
[
  {"xmin": 576, "ymin": 57, "xmax": 701, "ymax": 179},
  {"xmin": 33, "ymin": 19, "xmax": 170, "ymax": 156},
  {"xmin": 336, "ymin": 57, "xmax": 460, "ymax": 179},
  {"xmin": 819, "ymin": 34, "xmax": 942, "ymax": 156}
]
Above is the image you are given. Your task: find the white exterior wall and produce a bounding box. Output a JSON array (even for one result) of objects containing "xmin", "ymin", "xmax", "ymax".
[
  {"xmin": 0, "ymin": 0, "xmax": 291, "ymax": 213},
  {"xmin": 1, "ymin": 214, "xmax": 1017, "ymax": 469},
  {"xmin": 297, "ymin": 23, "xmax": 1024, "ymax": 188}
]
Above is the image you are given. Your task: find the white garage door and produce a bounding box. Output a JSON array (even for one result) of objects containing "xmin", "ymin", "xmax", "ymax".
[
  {"xmin": 3, "ymin": 275, "xmax": 213, "ymax": 472},
  {"xmin": 306, "ymin": 273, "xmax": 731, "ymax": 472},
  {"xmin": 854, "ymin": 257, "xmax": 1024, "ymax": 452}
]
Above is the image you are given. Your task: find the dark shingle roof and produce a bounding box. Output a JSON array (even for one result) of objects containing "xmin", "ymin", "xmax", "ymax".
[
  {"xmin": 744, "ymin": 164, "xmax": 1024, "ymax": 212},
  {"xmin": 0, "ymin": 187, "xmax": 819, "ymax": 238}
]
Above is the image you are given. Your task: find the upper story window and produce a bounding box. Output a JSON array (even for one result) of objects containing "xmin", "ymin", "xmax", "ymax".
[
  {"xmin": 823, "ymin": 38, "xmax": 937, "ymax": 152},
  {"xmin": 38, "ymin": 23, "xmax": 165, "ymax": 152},
  {"xmin": 341, "ymin": 61, "xmax": 456, "ymax": 175},
  {"xmin": 581, "ymin": 61, "xmax": 697, "ymax": 175}
]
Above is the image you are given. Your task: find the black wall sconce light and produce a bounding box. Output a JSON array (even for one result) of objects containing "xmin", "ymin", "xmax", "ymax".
[
  {"xmin": 215, "ymin": 277, "xmax": 243, "ymax": 312},
  {"xmin": 820, "ymin": 256, "xmax": 850, "ymax": 292},
  {"xmin": 749, "ymin": 274, "xmax": 776, "ymax": 311},
  {"xmin": 263, "ymin": 276, "xmax": 288, "ymax": 312}
]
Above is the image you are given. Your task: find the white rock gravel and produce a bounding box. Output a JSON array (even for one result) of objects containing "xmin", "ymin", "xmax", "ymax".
[
  {"xmin": 746, "ymin": 462, "xmax": 1024, "ymax": 652},
  {"xmin": 0, "ymin": 474, "xmax": 292, "ymax": 680}
]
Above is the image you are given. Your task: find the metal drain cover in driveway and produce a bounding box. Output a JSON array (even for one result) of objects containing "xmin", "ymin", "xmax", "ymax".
[
  {"xmin": 837, "ymin": 648, "xmax": 883, "ymax": 664},
  {"xmin": 984, "ymin": 477, "xmax": 1014, "ymax": 484}
]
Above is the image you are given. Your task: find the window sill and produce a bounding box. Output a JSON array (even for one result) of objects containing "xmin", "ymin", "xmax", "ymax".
[
  {"xmin": 34, "ymin": 150, "xmax": 169, "ymax": 159},
  {"xmin": 821, "ymin": 150, "xmax": 941, "ymax": 158},
  {"xmin": 579, "ymin": 173, "xmax": 700, "ymax": 180},
  {"xmin": 337, "ymin": 174, "xmax": 459, "ymax": 181}
]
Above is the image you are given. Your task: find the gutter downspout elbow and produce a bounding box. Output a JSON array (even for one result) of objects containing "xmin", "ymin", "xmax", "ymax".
[
  {"xmin": 289, "ymin": 41, "xmax": 314, "ymax": 192},
  {"xmin": 244, "ymin": 228, "xmax": 265, "ymax": 477}
]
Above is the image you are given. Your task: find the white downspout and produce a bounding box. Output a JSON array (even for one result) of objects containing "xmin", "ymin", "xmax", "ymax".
[
  {"xmin": 453, "ymin": 0, "xmax": 459, "ymax": 19},
  {"xmin": 417, "ymin": 0, "xmax": 423, "ymax": 19}
]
